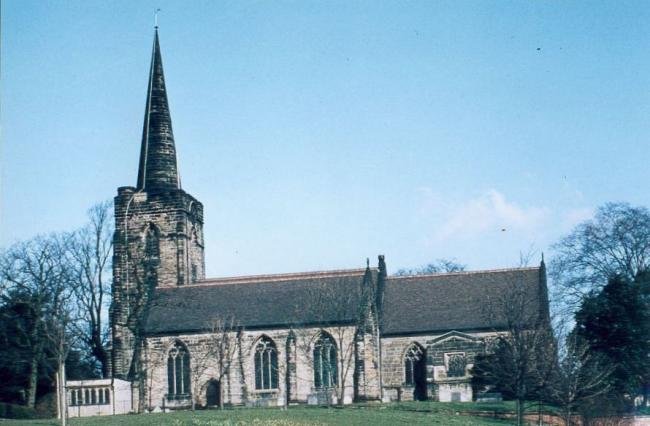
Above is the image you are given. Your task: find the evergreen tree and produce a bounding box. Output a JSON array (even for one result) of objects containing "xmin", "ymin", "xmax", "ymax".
[{"xmin": 575, "ymin": 274, "xmax": 650, "ymax": 411}]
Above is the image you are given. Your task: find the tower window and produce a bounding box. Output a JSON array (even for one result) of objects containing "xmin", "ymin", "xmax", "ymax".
[{"xmin": 145, "ymin": 225, "xmax": 160, "ymax": 262}]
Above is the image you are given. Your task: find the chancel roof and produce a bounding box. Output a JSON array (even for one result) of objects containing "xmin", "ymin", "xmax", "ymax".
[
  {"xmin": 381, "ymin": 266, "xmax": 546, "ymax": 336},
  {"xmin": 144, "ymin": 268, "xmax": 375, "ymax": 335}
]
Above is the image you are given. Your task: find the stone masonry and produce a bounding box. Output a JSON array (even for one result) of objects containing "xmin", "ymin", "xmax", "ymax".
[{"xmin": 102, "ymin": 27, "xmax": 551, "ymax": 413}]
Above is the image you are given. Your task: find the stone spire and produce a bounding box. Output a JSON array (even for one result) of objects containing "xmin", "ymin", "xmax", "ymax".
[{"xmin": 136, "ymin": 27, "xmax": 180, "ymax": 191}]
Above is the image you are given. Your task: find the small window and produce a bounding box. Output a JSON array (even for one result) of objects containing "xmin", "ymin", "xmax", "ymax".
[
  {"xmin": 145, "ymin": 225, "xmax": 160, "ymax": 261},
  {"xmin": 191, "ymin": 264, "xmax": 198, "ymax": 282},
  {"xmin": 84, "ymin": 389, "xmax": 90, "ymax": 405},
  {"xmin": 91, "ymin": 389, "xmax": 97, "ymax": 404},
  {"xmin": 104, "ymin": 388, "xmax": 110, "ymax": 404},
  {"xmin": 451, "ymin": 392, "xmax": 461, "ymax": 402},
  {"xmin": 447, "ymin": 353, "xmax": 466, "ymax": 377},
  {"xmin": 70, "ymin": 390, "xmax": 77, "ymax": 406}
]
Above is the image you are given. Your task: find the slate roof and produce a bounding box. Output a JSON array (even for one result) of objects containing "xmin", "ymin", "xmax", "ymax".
[
  {"xmin": 144, "ymin": 269, "xmax": 374, "ymax": 335},
  {"xmin": 381, "ymin": 266, "xmax": 546, "ymax": 336},
  {"xmin": 144, "ymin": 265, "xmax": 547, "ymax": 337}
]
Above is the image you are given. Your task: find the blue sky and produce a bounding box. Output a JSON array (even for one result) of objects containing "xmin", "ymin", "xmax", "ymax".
[{"xmin": 2, "ymin": 1, "xmax": 649, "ymax": 277}]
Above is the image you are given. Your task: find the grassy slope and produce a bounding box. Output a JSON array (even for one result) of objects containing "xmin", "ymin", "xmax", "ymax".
[{"xmin": 0, "ymin": 403, "xmax": 517, "ymax": 425}]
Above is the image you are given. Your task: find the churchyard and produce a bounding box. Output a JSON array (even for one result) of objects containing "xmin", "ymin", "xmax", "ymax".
[{"xmin": 0, "ymin": 402, "xmax": 519, "ymax": 425}]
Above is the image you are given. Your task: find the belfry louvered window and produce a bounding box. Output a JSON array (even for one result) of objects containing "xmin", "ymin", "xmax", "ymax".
[
  {"xmin": 145, "ymin": 225, "xmax": 160, "ymax": 262},
  {"xmin": 313, "ymin": 333, "xmax": 337, "ymax": 389},
  {"xmin": 254, "ymin": 337, "xmax": 278, "ymax": 390},
  {"xmin": 167, "ymin": 342, "xmax": 191, "ymax": 399}
]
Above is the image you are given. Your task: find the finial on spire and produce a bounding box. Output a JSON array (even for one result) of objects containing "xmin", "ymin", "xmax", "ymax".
[
  {"xmin": 154, "ymin": 8, "xmax": 161, "ymax": 28},
  {"xmin": 366, "ymin": 258, "xmax": 370, "ymax": 268}
]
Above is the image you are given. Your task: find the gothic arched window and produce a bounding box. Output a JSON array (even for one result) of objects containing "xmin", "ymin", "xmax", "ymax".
[
  {"xmin": 254, "ymin": 337, "xmax": 278, "ymax": 390},
  {"xmin": 404, "ymin": 343, "xmax": 425, "ymax": 386},
  {"xmin": 313, "ymin": 333, "xmax": 337, "ymax": 389},
  {"xmin": 167, "ymin": 341, "xmax": 191, "ymax": 398}
]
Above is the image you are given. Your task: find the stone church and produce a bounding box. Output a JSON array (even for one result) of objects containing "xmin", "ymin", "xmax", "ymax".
[{"xmin": 69, "ymin": 29, "xmax": 549, "ymax": 414}]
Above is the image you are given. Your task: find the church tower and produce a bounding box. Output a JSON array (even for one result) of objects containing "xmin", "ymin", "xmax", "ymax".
[{"xmin": 111, "ymin": 28, "xmax": 205, "ymax": 379}]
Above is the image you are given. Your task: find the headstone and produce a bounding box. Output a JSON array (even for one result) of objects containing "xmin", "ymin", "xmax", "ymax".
[{"xmin": 307, "ymin": 394, "xmax": 318, "ymax": 405}]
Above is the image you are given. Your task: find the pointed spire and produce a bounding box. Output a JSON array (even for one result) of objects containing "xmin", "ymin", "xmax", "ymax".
[{"xmin": 136, "ymin": 27, "xmax": 180, "ymax": 192}]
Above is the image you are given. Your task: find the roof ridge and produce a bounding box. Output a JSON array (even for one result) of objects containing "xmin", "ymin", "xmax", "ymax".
[
  {"xmin": 388, "ymin": 266, "xmax": 540, "ymax": 280},
  {"xmin": 162, "ymin": 267, "xmax": 376, "ymax": 288}
]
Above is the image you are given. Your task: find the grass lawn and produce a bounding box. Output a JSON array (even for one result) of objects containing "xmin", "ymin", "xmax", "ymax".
[{"xmin": 0, "ymin": 402, "xmax": 521, "ymax": 425}]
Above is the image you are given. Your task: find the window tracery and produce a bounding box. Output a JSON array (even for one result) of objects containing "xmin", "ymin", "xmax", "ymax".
[
  {"xmin": 167, "ymin": 341, "xmax": 191, "ymax": 399},
  {"xmin": 446, "ymin": 353, "xmax": 466, "ymax": 377},
  {"xmin": 313, "ymin": 333, "xmax": 337, "ymax": 389},
  {"xmin": 404, "ymin": 343, "xmax": 424, "ymax": 386},
  {"xmin": 254, "ymin": 337, "xmax": 278, "ymax": 390}
]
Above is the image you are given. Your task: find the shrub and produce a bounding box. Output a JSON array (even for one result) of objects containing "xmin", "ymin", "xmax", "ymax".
[{"xmin": 0, "ymin": 402, "xmax": 39, "ymax": 419}]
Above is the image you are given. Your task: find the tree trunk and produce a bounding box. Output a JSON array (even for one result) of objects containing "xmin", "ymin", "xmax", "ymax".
[
  {"xmin": 219, "ymin": 384, "xmax": 224, "ymax": 410},
  {"xmin": 58, "ymin": 357, "xmax": 67, "ymax": 426},
  {"xmin": 93, "ymin": 340, "xmax": 109, "ymax": 378},
  {"xmin": 516, "ymin": 399, "xmax": 524, "ymax": 426},
  {"xmin": 56, "ymin": 370, "xmax": 61, "ymax": 421},
  {"xmin": 26, "ymin": 353, "xmax": 39, "ymax": 409}
]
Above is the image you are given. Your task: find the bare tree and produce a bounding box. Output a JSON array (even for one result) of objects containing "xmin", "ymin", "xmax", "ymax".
[
  {"xmin": 292, "ymin": 323, "xmax": 358, "ymax": 406},
  {"xmin": 291, "ymin": 269, "xmax": 376, "ymax": 406},
  {"xmin": 189, "ymin": 317, "xmax": 240, "ymax": 410},
  {"xmin": 549, "ymin": 331, "xmax": 612, "ymax": 426},
  {"xmin": 393, "ymin": 258, "xmax": 465, "ymax": 276},
  {"xmin": 517, "ymin": 244, "xmax": 539, "ymax": 268},
  {"xmin": 142, "ymin": 342, "xmax": 167, "ymax": 411},
  {"xmin": 472, "ymin": 278, "xmax": 555, "ymax": 426},
  {"xmin": 551, "ymin": 202, "xmax": 650, "ymax": 313},
  {"xmin": 0, "ymin": 235, "xmax": 70, "ymax": 409},
  {"xmin": 115, "ymin": 226, "xmax": 161, "ymax": 410},
  {"xmin": 65, "ymin": 201, "xmax": 113, "ymax": 377},
  {"xmin": 43, "ymin": 282, "xmax": 76, "ymax": 426}
]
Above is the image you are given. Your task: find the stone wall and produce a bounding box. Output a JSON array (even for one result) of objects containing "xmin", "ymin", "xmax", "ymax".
[
  {"xmin": 381, "ymin": 331, "xmax": 497, "ymax": 402},
  {"xmin": 112, "ymin": 186, "xmax": 205, "ymax": 379},
  {"xmin": 142, "ymin": 325, "xmax": 367, "ymax": 411},
  {"xmin": 134, "ymin": 327, "xmax": 507, "ymax": 410}
]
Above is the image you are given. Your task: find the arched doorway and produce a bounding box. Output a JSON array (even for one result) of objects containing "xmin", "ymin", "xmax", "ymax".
[
  {"xmin": 404, "ymin": 343, "xmax": 427, "ymax": 401},
  {"xmin": 205, "ymin": 380, "xmax": 220, "ymax": 407}
]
